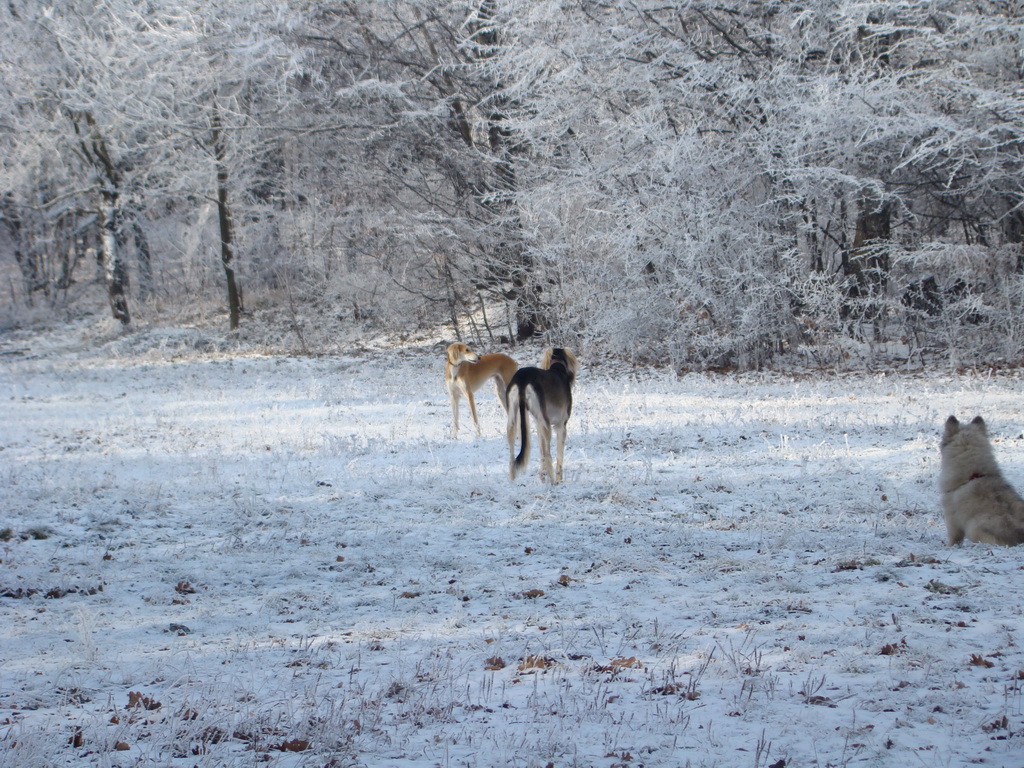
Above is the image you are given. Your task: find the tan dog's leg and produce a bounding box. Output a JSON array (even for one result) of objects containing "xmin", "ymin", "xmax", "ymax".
[
  {"xmin": 537, "ymin": 419, "xmax": 554, "ymax": 483},
  {"xmin": 448, "ymin": 379, "xmax": 462, "ymax": 436},
  {"xmin": 493, "ymin": 376, "xmax": 509, "ymax": 411},
  {"xmin": 465, "ymin": 382, "xmax": 481, "ymax": 435},
  {"xmin": 554, "ymin": 423, "xmax": 566, "ymax": 484}
]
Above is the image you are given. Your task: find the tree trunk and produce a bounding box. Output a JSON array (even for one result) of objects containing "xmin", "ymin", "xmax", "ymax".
[
  {"xmin": 130, "ymin": 215, "xmax": 154, "ymax": 302},
  {"xmin": 217, "ymin": 171, "xmax": 241, "ymax": 331},
  {"xmin": 212, "ymin": 112, "xmax": 241, "ymax": 330},
  {"xmin": 1003, "ymin": 207, "xmax": 1024, "ymax": 273},
  {"xmin": 849, "ymin": 191, "xmax": 891, "ymax": 292},
  {"xmin": 99, "ymin": 192, "xmax": 131, "ymax": 325},
  {"xmin": 70, "ymin": 110, "xmax": 132, "ymax": 325},
  {"xmin": 1, "ymin": 196, "xmax": 35, "ymax": 305},
  {"xmin": 844, "ymin": 189, "xmax": 892, "ymax": 339}
]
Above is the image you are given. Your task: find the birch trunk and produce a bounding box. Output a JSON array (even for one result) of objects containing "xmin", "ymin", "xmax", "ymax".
[{"xmin": 100, "ymin": 193, "xmax": 131, "ymax": 325}]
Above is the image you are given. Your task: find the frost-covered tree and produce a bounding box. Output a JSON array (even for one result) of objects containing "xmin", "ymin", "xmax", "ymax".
[
  {"xmin": 0, "ymin": 0, "xmax": 156, "ymax": 324},
  {"xmin": 143, "ymin": 1, "xmax": 306, "ymax": 330},
  {"xmin": 0, "ymin": 0, "xmax": 305, "ymax": 329},
  {"xmin": 478, "ymin": 0, "xmax": 1024, "ymax": 368},
  {"xmin": 2, "ymin": 0, "xmax": 1022, "ymax": 366},
  {"xmin": 475, "ymin": 0, "xmax": 819, "ymax": 366},
  {"xmin": 286, "ymin": 0, "xmax": 543, "ymax": 341}
]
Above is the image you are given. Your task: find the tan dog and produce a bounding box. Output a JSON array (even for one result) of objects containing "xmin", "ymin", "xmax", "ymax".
[
  {"xmin": 506, "ymin": 347, "xmax": 578, "ymax": 484},
  {"xmin": 445, "ymin": 342, "xmax": 518, "ymax": 436},
  {"xmin": 939, "ymin": 415, "xmax": 1024, "ymax": 546}
]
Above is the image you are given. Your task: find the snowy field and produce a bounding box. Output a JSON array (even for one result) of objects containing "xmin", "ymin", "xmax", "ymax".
[{"xmin": 2, "ymin": 325, "xmax": 1024, "ymax": 768}]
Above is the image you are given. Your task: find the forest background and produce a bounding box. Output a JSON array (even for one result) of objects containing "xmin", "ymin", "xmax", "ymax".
[{"xmin": 2, "ymin": 0, "xmax": 1022, "ymax": 370}]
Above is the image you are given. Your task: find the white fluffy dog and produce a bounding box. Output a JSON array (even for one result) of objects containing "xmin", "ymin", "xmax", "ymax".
[{"xmin": 940, "ymin": 415, "xmax": 1024, "ymax": 546}]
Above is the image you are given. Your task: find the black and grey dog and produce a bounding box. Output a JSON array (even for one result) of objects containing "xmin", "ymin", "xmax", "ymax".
[{"xmin": 505, "ymin": 348, "xmax": 579, "ymax": 485}]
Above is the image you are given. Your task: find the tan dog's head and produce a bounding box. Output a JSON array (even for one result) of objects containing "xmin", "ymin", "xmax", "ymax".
[
  {"xmin": 540, "ymin": 347, "xmax": 578, "ymax": 379},
  {"xmin": 447, "ymin": 342, "xmax": 479, "ymax": 366}
]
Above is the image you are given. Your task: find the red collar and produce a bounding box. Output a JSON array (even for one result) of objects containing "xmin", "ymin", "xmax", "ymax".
[{"xmin": 969, "ymin": 472, "xmax": 987, "ymax": 481}]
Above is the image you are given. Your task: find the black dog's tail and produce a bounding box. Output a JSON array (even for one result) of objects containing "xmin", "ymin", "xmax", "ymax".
[{"xmin": 507, "ymin": 382, "xmax": 530, "ymax": 479}]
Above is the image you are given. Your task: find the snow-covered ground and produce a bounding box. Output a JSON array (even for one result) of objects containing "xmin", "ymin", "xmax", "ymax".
[{"xmin": 2, "ymin": 325, "xmax": 1024, "ymax": 767}]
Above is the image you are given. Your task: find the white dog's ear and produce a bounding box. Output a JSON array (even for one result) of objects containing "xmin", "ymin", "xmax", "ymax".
[
  {"xmin": 971, "ymin": 415, "xmax": 987, "ymax": 432},
  {"xmin": 944, "ymin": 416, "xmax": 960, "ymax": 439}
]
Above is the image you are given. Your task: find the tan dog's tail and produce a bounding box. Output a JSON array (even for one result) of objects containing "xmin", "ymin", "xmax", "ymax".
[{"xmin": 507, "ymin": 382, "xmax": 530, "ymax": 479}]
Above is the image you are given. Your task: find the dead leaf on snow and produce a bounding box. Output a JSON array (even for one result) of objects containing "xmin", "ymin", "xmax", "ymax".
[
  {"xmin": 610, "ymin": 656, "xmax": 642, "ymax": 669},
  {"xmin": 273, "ymin": 738, "xmax": 310, "ymax": 752},
  {"xmin": 127, "ymin": 692, "xmax": 161, "ymax": 711},
  {"xmin": 518, "ymin": 655, "xmax": 557, "ymax": 671}
]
